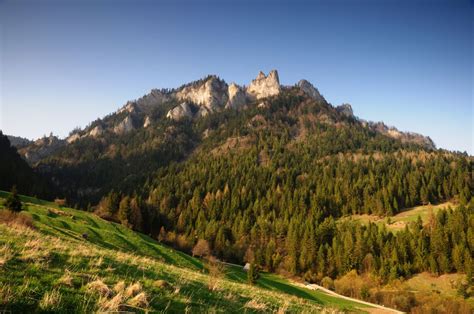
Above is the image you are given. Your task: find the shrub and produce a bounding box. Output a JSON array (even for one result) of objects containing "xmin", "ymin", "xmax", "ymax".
[
  {"xmin": 192, "ymin": 239, "xmax": 210, "ymax": 258},
  {"xmin": 54, "ymin": 198, "xmax": 66, "ymax": 207},
  {"xmin": 5, "ymin": 187, "xmax": 22, "ymax": 212},
  {"xmin": 320, "ymin": 276, "xmax": 334, "ymax": 290},
  {"xmin": 0, "ymin": 210, "xmax": 34, "ymax": 229},
  {"xmin": 247, "ymin": 263, "xmax": 259, "ymax": 284}
]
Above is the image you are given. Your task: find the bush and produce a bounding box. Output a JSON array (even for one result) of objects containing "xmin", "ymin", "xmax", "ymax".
[
  {"xmin": 5, "ymin": 186, "xmax": 22, "ymax": 212},
  {"xmin": 247, "ymin": 263, "xmax": 259, "ymax": 285},
  {"xmin": 0, "ymin": 210, "xmax": 34, "ymax": 229},
  {"xmin": 320, "ymin": 276, "xmax": 334, "ymax": 290}
]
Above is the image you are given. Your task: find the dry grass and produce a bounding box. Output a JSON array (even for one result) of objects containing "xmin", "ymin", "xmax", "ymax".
[
  {"xmin": 0, "ymin": 245, "xmax": 13, "ymax": 267},
  {"xmin": 39, "ymin": 289, "xmax": 62, "ymax": 310},
  {"xmin": 402, "ymin": 272, "xmax": 467, "ymax": 298},
  {"xmin": 86, "ymin": 279, "xmax": 111, "ymax": 297},
  {"xmin": 113, "ymin": 280, "xmax": 126, "ymax": 293},
  {"xmin": 244, "ymin": 298, "xmax": 267, "ymax": 310},
  {"xmin": 0, "ymin": 211, "xmax": 326, "ymax": 313},
  {"xmin": 0, "ymin": 210, "xmax": 34, "ymax": 229},
  {"xmin": 57, "ymin": 270, "xmax": 73, "ymax": 287},
  {"xmin": 343, "ymin": 201, "xmax": 455, "ymax": 231},
  {"xmin": 97, "ymin": 292, "xmax": 123, "ymax": 312},
  {"xmin": 128, "ymin": 292, "xmax": 148, "ymax": 308},
  {"xmin": 0, "ymin": 284, "xmax": 13, "ymax": 304},
  {"xmin": 124, "ymin": 282, "xmax": 142, "ymax": 298}
]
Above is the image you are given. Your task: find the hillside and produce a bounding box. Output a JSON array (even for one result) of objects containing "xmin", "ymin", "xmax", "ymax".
[
  {"xmin": 0, "ymin": 132, "xmax": 52, "ymax": 198},
  {"xmin": 0, "ymin": 191, "xmax": 376, "ymax": 313},
  {"xmin": 342, "ymin": 201, "xmax": 458, "ymax": 231},
  {"xmin": 3, "ymin": 71, "xmax": 472, "ymax": 304}
]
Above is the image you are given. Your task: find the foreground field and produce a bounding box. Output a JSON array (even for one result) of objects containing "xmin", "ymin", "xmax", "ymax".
[{"xmin": 0, "ymin": 192, "xmax": 372, "ymax": 313}]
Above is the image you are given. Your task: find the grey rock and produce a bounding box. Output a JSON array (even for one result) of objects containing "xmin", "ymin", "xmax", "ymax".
[
  {"xmin": 226, "ymin": 83, "xmax": 247, "ymax": 109},
  {"xmin": 336, "ymin": 103, "xmax": 354, "ymax": 118},
  {"xmin": 246, "ymin": 70, "xmax": 281, "ymax": 100},
  {"xmin": 298, "ymin": 79, "xmax": 325, "ymax": 103},
  {"xmin": 114, "ymin": 116, "xmax": 134, "ymax": 134},
  {"xmin": 166, "ymin": 102, "xmax": 194, "ymax": 120}
]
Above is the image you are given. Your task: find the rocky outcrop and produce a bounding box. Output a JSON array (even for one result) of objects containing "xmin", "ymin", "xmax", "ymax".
[
  {"xmin": 226, "ymin": 83, "xmax": 247, "ymax": 109},
  {"xmin": 19, "ymin": 134, "xmax": 66, "ymax": 164},
  {"xmin": 7, "ymin": 135, "xmax": 31, "ymax": 149},
  {"xmin": 136, "ymin": 89, "xmax": 170, "ymax": 110},
  {"xmin": 298, "ymin": 79, "xmax": 326, "ymax": 103},
  {"xmin": 118, "ymin": 101, "xmax": 136, "ymax": 114},
  {"xmin": 114, "ymin": 116, "xmax": 134, "ymax": 134},
  {"xmin": 176, "ymin": 76, "xmax": 228, "ymax": 112},
  {"xmin": 66, "ymin": 133, "xmax": 81, "ymax": 143},
  {"xmin": 117, "ymin": 89, "xmax": 170, "ymax": 115},
  {"xmin": 336, "ymin": 103, "xmax": 354, "ymax": 118},
  {"xmin": 246, "ymin": 70, "xmax": 280, "ymax": 100},
  {"xmin": 88, "ymin": 125, "xmax": 103, "ymax": 137},
  {"xmin": 143, "ymin": 116, "xmax": 151, "ymax": 128},
  {"xmin": 166, "ymin": 102, "xmax": 194, "ymax": 120},
  {"xmin": 367, "ymin": 121, "xmax": 435, "ymax": 150}
]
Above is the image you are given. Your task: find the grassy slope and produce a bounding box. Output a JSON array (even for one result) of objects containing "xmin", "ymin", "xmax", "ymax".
[
  {"xmin": 342, "ymin": 201, "xmax": 456, "ymax": 231},
  {"xmin": 0, "ymin": 191, "xmax": 370, "ymax": 313}
]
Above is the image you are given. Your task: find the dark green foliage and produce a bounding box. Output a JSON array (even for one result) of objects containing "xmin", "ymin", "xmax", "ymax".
[
  {"xmin": 23, "ymin": 88, "xmax": 473, "ymax": 283},
  {"xmin": 5, "ymin": 186, "xmax": 22, "ymax": 212},
  {"xmin": 0, "ymin": 131, "xmax": 52, "ymax": 198},
  {"xmin": 247, "ymin": 263, "xmax": 259, "ymax": 284}
]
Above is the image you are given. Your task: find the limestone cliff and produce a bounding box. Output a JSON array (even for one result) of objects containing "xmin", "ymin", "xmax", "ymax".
[
  {"xmin": 246, "ymin": 70, "xmax": 280, "ymax": 100},
  {"xmin": 226, "ymin": 83, "xmax": 247, "ymax": 109},
  {"xmin": 176, "ymin": 76, "xmax": 228, "ymax": 112},
  {"xmin": 166, "ymin": 102, "xmax": 194, "ymax": 120},
  {"xmin": 298, "ymin": 79, "xmax": 325, "ymax": 103}
]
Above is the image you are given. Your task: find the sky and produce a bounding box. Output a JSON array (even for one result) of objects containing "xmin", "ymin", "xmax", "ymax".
[{"xmin": 1, "ymin": 0, "xmax": 472, "ymax": 154}]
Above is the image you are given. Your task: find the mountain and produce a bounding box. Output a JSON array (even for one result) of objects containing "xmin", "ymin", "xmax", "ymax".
[
  {"xmin": 2, "ymin": 70, "xmax": 472, "ymax": 312},
  {"xmin": 0, "ymin": 131, "xmax": 52, "ymax": 197}
]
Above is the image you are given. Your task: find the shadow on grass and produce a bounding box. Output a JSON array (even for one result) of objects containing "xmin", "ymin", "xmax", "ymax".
[
  {"xmin": 257, "ymin": 275, "xmax": 323, "ymax": 305},
  {"xmin": 136, "ymin": 233, "xmax": 203, "ymax": 271}
]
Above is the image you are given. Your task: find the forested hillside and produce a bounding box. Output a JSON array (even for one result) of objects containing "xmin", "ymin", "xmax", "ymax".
[
  {"xmin": 8, "ymin": 76, "xmax": 472, "ymax": 301},
  {"xmin": 0, "ymin": 132, "xmax": 51, "ymax": 198}
]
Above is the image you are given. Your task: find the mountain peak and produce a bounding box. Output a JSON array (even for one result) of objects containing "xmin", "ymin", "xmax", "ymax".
[
  {"xmin": 297, "ymin": 79, "xmax": 325, "ymax": 103},
  {"xmin": 247, "ymin": 70, "xmax": 281, "ymax": 100}
]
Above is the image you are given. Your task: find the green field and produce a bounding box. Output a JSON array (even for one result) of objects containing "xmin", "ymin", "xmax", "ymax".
[
  {"xmin": 0, "ymin": 191, "xmax": 371, "ymax": 313},
  {"xmin": 343, "ymin": 201, "xmax": 456, "ymax": 231}
]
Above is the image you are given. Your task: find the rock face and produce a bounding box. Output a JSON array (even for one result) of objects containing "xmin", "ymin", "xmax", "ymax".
[
  {"xmin": 298, "ymin": 80, "xmax": 325, "ymax": 103},
  {"xmin": 176, "ymin": 76, "xmax": 228, "ymax": 112},
  {"xmin": 367, "ymin": 121, "xmax": 436, "ymax": 150},
  {"xmin": 20, "ymin": 134, "xmax": 66, "ymax": 164},
  {"xmin": 246, "ymin": 70, "xmax": 280, "ymax": 100},
  {"xmin": 136, "ymin": 89, "xmax": 169, "ymax": 109},
  {"xmin": 117, "ymin": 89, "xmax": 170, "ymax": 115},
  {"xmin": 226, "ymin": 83, "xmax": 247, "ymax": 109},
  {"xmin": 66, "ymin": 133, "xmax": 81, "ymax": 143},
  {"xmin": 166, "ymin": 102, "xmax": 194, "ymax": 120},
  {"xmin": 143, "ymin": 116, "xmax": 151, "ymax": 128},
  {"xmin": 114, "ymin": 116, "xmax": 134, "ymax": 134},
  {"xmin": 88, "ymin": 125, "xmax": 103, "ymax": 137},
  {"xmin": 336, "ymin": 103, "xmax": 354, "ymax": 118},
  {"xmin": 7, "ymin": 135, "xmax": 31, "ymax": 149}
]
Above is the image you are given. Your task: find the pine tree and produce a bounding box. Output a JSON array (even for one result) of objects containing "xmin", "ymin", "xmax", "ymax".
[
  {"xmin": 5, "ymin": 186, "xmax": 22, "ymax": 212},
  {"xmin": 247, "ymin": 263, "xmax": 259, "ymax": 285}
]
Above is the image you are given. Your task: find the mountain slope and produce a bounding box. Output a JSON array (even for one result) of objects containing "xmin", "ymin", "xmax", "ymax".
[
  {"xmin": 7, "ymin": 71, "xmax": 472, "ymax": 303},
  {"xmin": 0, "ymin": 192, "xmax": 372, "ymax": 313},
  {"xmin": 0, "ymin": 132, "xmax": 51, "ymax": 198}
]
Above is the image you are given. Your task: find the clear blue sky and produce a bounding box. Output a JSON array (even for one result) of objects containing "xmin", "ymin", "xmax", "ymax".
[{"xmin": 1, "ymin": 0, "xmax": 472, "ymax": 154}]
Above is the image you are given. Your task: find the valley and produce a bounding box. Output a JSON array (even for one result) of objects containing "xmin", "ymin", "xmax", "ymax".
[{"xmin": 0, "ymin": 191, "xmax": 377, "ymax": 313}]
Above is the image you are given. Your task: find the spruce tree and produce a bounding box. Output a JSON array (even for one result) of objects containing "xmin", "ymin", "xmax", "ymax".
[{"xmin": 5, "ymin": 186, "xmax": 22, "ymax": 212}]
